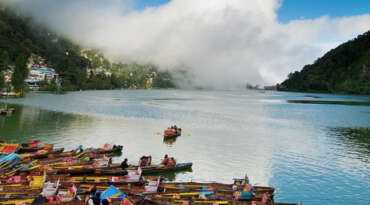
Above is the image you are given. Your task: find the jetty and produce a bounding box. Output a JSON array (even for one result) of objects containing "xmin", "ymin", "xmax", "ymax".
[{"xmin": 0, "ymin": 141, "xmax": 299, "ymax": 205}]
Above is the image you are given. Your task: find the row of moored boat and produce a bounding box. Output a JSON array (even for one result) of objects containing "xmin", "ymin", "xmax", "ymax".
[{"xmin": 0, "ymin": 141, "xmax": 300, "ymax": 205}]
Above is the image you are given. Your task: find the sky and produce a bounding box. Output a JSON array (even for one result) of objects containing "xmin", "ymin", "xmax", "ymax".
[
  {"xmin": 3, "ymin": 0, "xmax": 370, "ymax": 88},
  {"xmin": 135, "ymin": 0, "xmax": 370, "ymax": 22},
  {"xmin": 277, "ymin": 0, "xmax": 370, "ymax": 22}
]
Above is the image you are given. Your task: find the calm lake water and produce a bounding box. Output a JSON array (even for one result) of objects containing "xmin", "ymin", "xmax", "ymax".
[{"xmin": 1, "ymin": 90, "xmax": 369, "ymax": 205}]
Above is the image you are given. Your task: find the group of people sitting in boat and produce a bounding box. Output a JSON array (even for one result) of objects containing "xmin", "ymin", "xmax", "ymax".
[
  {"xmin": 119, "ymin": 154, "xmax": 176, "ymax": 170},
  {"xmin": 168, "ymin": 125, "xmax": 182, "ymax": 134},
  {"xmin": 161, "ymin": 154, "xmax": 177, "ymax": 167}
]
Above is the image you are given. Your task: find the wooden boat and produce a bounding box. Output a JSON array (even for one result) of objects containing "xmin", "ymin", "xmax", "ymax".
[
  {"xmin": 159, "ymin": 180, "xmax": 275, "ymax": 202},
  {"xmin": 17, "ymin": 141, "xmax": 53, "ymax": 154},
  {"xmin": 161, "ymin": 181, "xmax": 274, "ymax": 192},
  {"xmin": 43, "ymin": 162, "xmax": 192, "ymax": 176},
  {"xmin": 62, "ymin": 183, "xmax": 146, "ymax": 193},
  {"xmin": 96, "ymin": 145, "xmax": 123, "ymax": 154},
  {"xmin": 0, "ymin": 143, "xmax": 20, "ymax": 154},
  {"xmin": 38, "ymin": 197, "xmax": 141, "ymax": 205},
  {"xmin": 39, "ymin": 201, "xmax": 84, "ymax": 205},
  {"xmin": 46, "ymin": 175, "xmax": 143, "ymax": 185},
  {"xmin": 49, "ymin": 145, "xmax": 122, "ymax": 159},
  {"xmin": 149, "ymin": 197, "xmax": 291, "ymax": 205},
  {"xmin": 128, "ymin": 163, "xmax": 192, "ymax": 174},
  {"xmin": 0, "ymin": 141, "xmax": 52, "ymax": 154},
  {"xmin": 0, "ymin": 198, "xmax": 35, "ymax": 204},
  {"xmin": 164, "ymin": 128, "xmax": 182, "ymax": 139},
  {"xmin": 27, "ymin": 152, "xmax": 111, "ymax": 165},
  {"xmin": 21, "ymin": 148, "xmax": 64, "ymax": 159},
  {"xmin": 94, "ymin": 163, "xmax": 192, "ymax": 175}
]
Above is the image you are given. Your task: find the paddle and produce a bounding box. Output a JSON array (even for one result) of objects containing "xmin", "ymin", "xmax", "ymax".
[{"xmin": 155, "ymin": 132, "xmax": 191, "ymax": 136}]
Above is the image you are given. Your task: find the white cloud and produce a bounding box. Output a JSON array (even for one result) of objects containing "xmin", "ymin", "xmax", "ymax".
[{"xmin": 3, "ymin": 0, "xmax": 370, "ymax": 88}]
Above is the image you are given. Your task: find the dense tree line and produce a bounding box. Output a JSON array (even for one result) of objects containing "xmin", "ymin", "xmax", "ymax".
[
  {"xmin": 0, "ymin": 5, "xmax": 176, "ymax": 93},
  {"xmin": 279, "ymin": 30, "xmax": 370, "ymax": 94}
]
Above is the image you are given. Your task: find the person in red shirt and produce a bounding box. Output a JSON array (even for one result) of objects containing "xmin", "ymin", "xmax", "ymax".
[{"xmin": 162, "ymin": 154, "xmax": 169, "ymax": 165}]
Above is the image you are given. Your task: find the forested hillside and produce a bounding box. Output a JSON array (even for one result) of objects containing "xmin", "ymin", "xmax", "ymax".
[
  {"xmin": 278, "ymin": 30, "xmax": 370, "ymax": 94},
  {"xmin": 0, "ymin": 5, "xmax": 175, "ymax": 91}
]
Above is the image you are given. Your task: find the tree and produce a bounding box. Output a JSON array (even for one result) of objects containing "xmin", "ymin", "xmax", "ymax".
[
  {"xmin": 11, "ymin": 54, "xmax": 28, "ymax": 95},
  {"xmin": 110, "ymin": 73, "xmax": 119, "ymax": 88},
  {"xmin": 0, "ymin": 51, "xmax": 10, "ymax": 71},
  {"xmin": 0, "ymin": 72, "xmax": 4, "ymax": 90},
  {"xmin": 279, "ymin": 30, "xmax": 370, "ymax": 94}
]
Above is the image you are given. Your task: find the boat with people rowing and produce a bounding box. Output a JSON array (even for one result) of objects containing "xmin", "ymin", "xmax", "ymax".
[
  {"xmin": 163, "ymin": 126, "xmax": 182, "ymax": 139},
  {"xmin": 127, "ymin": 162, "xmax": 193, "ymax": 174}
]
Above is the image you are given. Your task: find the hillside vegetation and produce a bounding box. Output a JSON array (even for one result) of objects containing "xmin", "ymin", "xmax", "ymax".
[
  {"xmin": 279, "ymin": 30, "xmax": 370, "ymax": 94},
  {"xmin": 0, "ymin": 5, "xmax": 175, "ymax": 92}
]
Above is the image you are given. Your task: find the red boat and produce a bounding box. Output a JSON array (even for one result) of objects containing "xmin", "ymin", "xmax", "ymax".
[{"xmin": 164, "ymin": 128, "xmax": 181, "ymax": 138}]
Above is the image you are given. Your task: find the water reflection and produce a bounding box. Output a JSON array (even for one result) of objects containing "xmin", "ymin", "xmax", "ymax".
[
  {"xmin": 0, "ymin": 103, "xmax": 95, "ymax": 147},
  {"xmin": 287, "ymin": 100, "xmax": 370, "ymax": 106},
  {"xmin": 163, "ymin": 137, "xmax": 178, "ymax": 146},
  {"xmin": 329, "ymin": 127, "xmax": 370, "ymax": 163},
  {"xmin": 163, "ymin": 134, "xmax": 183, "ymax": 146}
]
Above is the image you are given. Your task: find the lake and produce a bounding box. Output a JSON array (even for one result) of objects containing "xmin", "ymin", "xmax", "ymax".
[{"xmin": 1, "ymin": 90, "xmax": 369, "ymax": 205}]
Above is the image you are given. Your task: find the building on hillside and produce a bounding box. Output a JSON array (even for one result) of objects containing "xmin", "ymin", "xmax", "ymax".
[
  {"xmin": 25, "ymin": 65, "xmax": 58, "ymax": 90},
  {"xmin": 3, "ymin": 69, "xmax": 13, "ymax": 83},
  {"xmin": 86, "ymin": 68, "xmax": 111, "ymax": 78},
  {"xmin": 27, "ymin": 54, "xmax": 46, "ymax": 69}
]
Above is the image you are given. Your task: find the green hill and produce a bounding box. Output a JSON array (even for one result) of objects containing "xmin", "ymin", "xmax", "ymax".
[
  {"xmin": 278, "ymin": 30, "xmax": 370, "ymax": 95},
  {"xmin": 0, "ymin": 5, "xmax": 175, "ymax": 91}
]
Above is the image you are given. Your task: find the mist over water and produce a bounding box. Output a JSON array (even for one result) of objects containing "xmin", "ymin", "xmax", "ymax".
[
  {"xmin": 3, "ymin": 0, "xmax": 370, "ymax": 88},
  {"xmin": 1, "ymin": 90, "xmax": 369, "ymax": 205}
]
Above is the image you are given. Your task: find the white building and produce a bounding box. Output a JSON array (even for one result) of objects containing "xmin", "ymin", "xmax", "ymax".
[{"xmin": 25, "ymin": 66, "xmax": 58, "ymax": 89}]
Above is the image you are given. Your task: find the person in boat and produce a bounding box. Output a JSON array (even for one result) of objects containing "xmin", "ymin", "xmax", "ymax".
[
  {"xmin": 147, "ymin": 155, "xmax": 152, "ymax": 166},
  {"xmin": 139, "ymin": 156, "xmax": 143, "ymax": 166},
  {"xmin": 93, "ymin": 192, "xmax": 101, "ymax": 205},
  {"xmin": 173, "ymin": 125, "xmax": 177, "ymax": 134},
  {"xmin": 162, "ymin": 154, "xmax": 169, "ymax": 165},
  {"xmin": 85, "ymin": 186, "xmax": 96, "ymax": 205},
  {"xmin": 121, "ymin": 158, "xmax": 129, "ymax": 170},
  {"xmin": 139, "ymin": 156, "xmax": 148, "ymax": 167},
  {"xmin": 108, "ymin": 157, "xmax": 112, "ymax": 167},
  {"xmin": 168, "ymin": 157, "xmax": 177, "ymax": 167},
  {"xmin": 32, "ymin": 195, "xmax": 48, "ymax": 205},
  {"xmin": 102, "ymin": 199, "xmax": 111, "ymax": 205}
]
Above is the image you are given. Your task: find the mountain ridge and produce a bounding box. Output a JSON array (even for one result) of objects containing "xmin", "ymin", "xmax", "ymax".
[{"xmin": 278, "ymin": 30, "xmax": 370, "ymax": 95}]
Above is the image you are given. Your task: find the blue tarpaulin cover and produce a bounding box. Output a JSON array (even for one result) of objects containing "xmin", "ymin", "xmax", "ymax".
[
  {"xmin": 240, "ymin": 191, "xmax": 253, "ymax": 199},
  {"xmin": 198, "ymin": 191, "xmax": 214, "ymax": 195},
  {"xmin": 73, "ymin": 145, "xmax": 83, "ymax": 154},
  {"xmin": 100, "ymin": 185, "xmax": 126, "ymax": 200}
]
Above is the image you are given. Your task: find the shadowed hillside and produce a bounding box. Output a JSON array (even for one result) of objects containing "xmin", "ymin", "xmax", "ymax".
[
  {"xmin": 0, "ymin": 5, "xmax": 175, "ymax": 91},
  {"xmin": 279, "ymin": 30, "xmax": 370, "ymax": 94}
]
